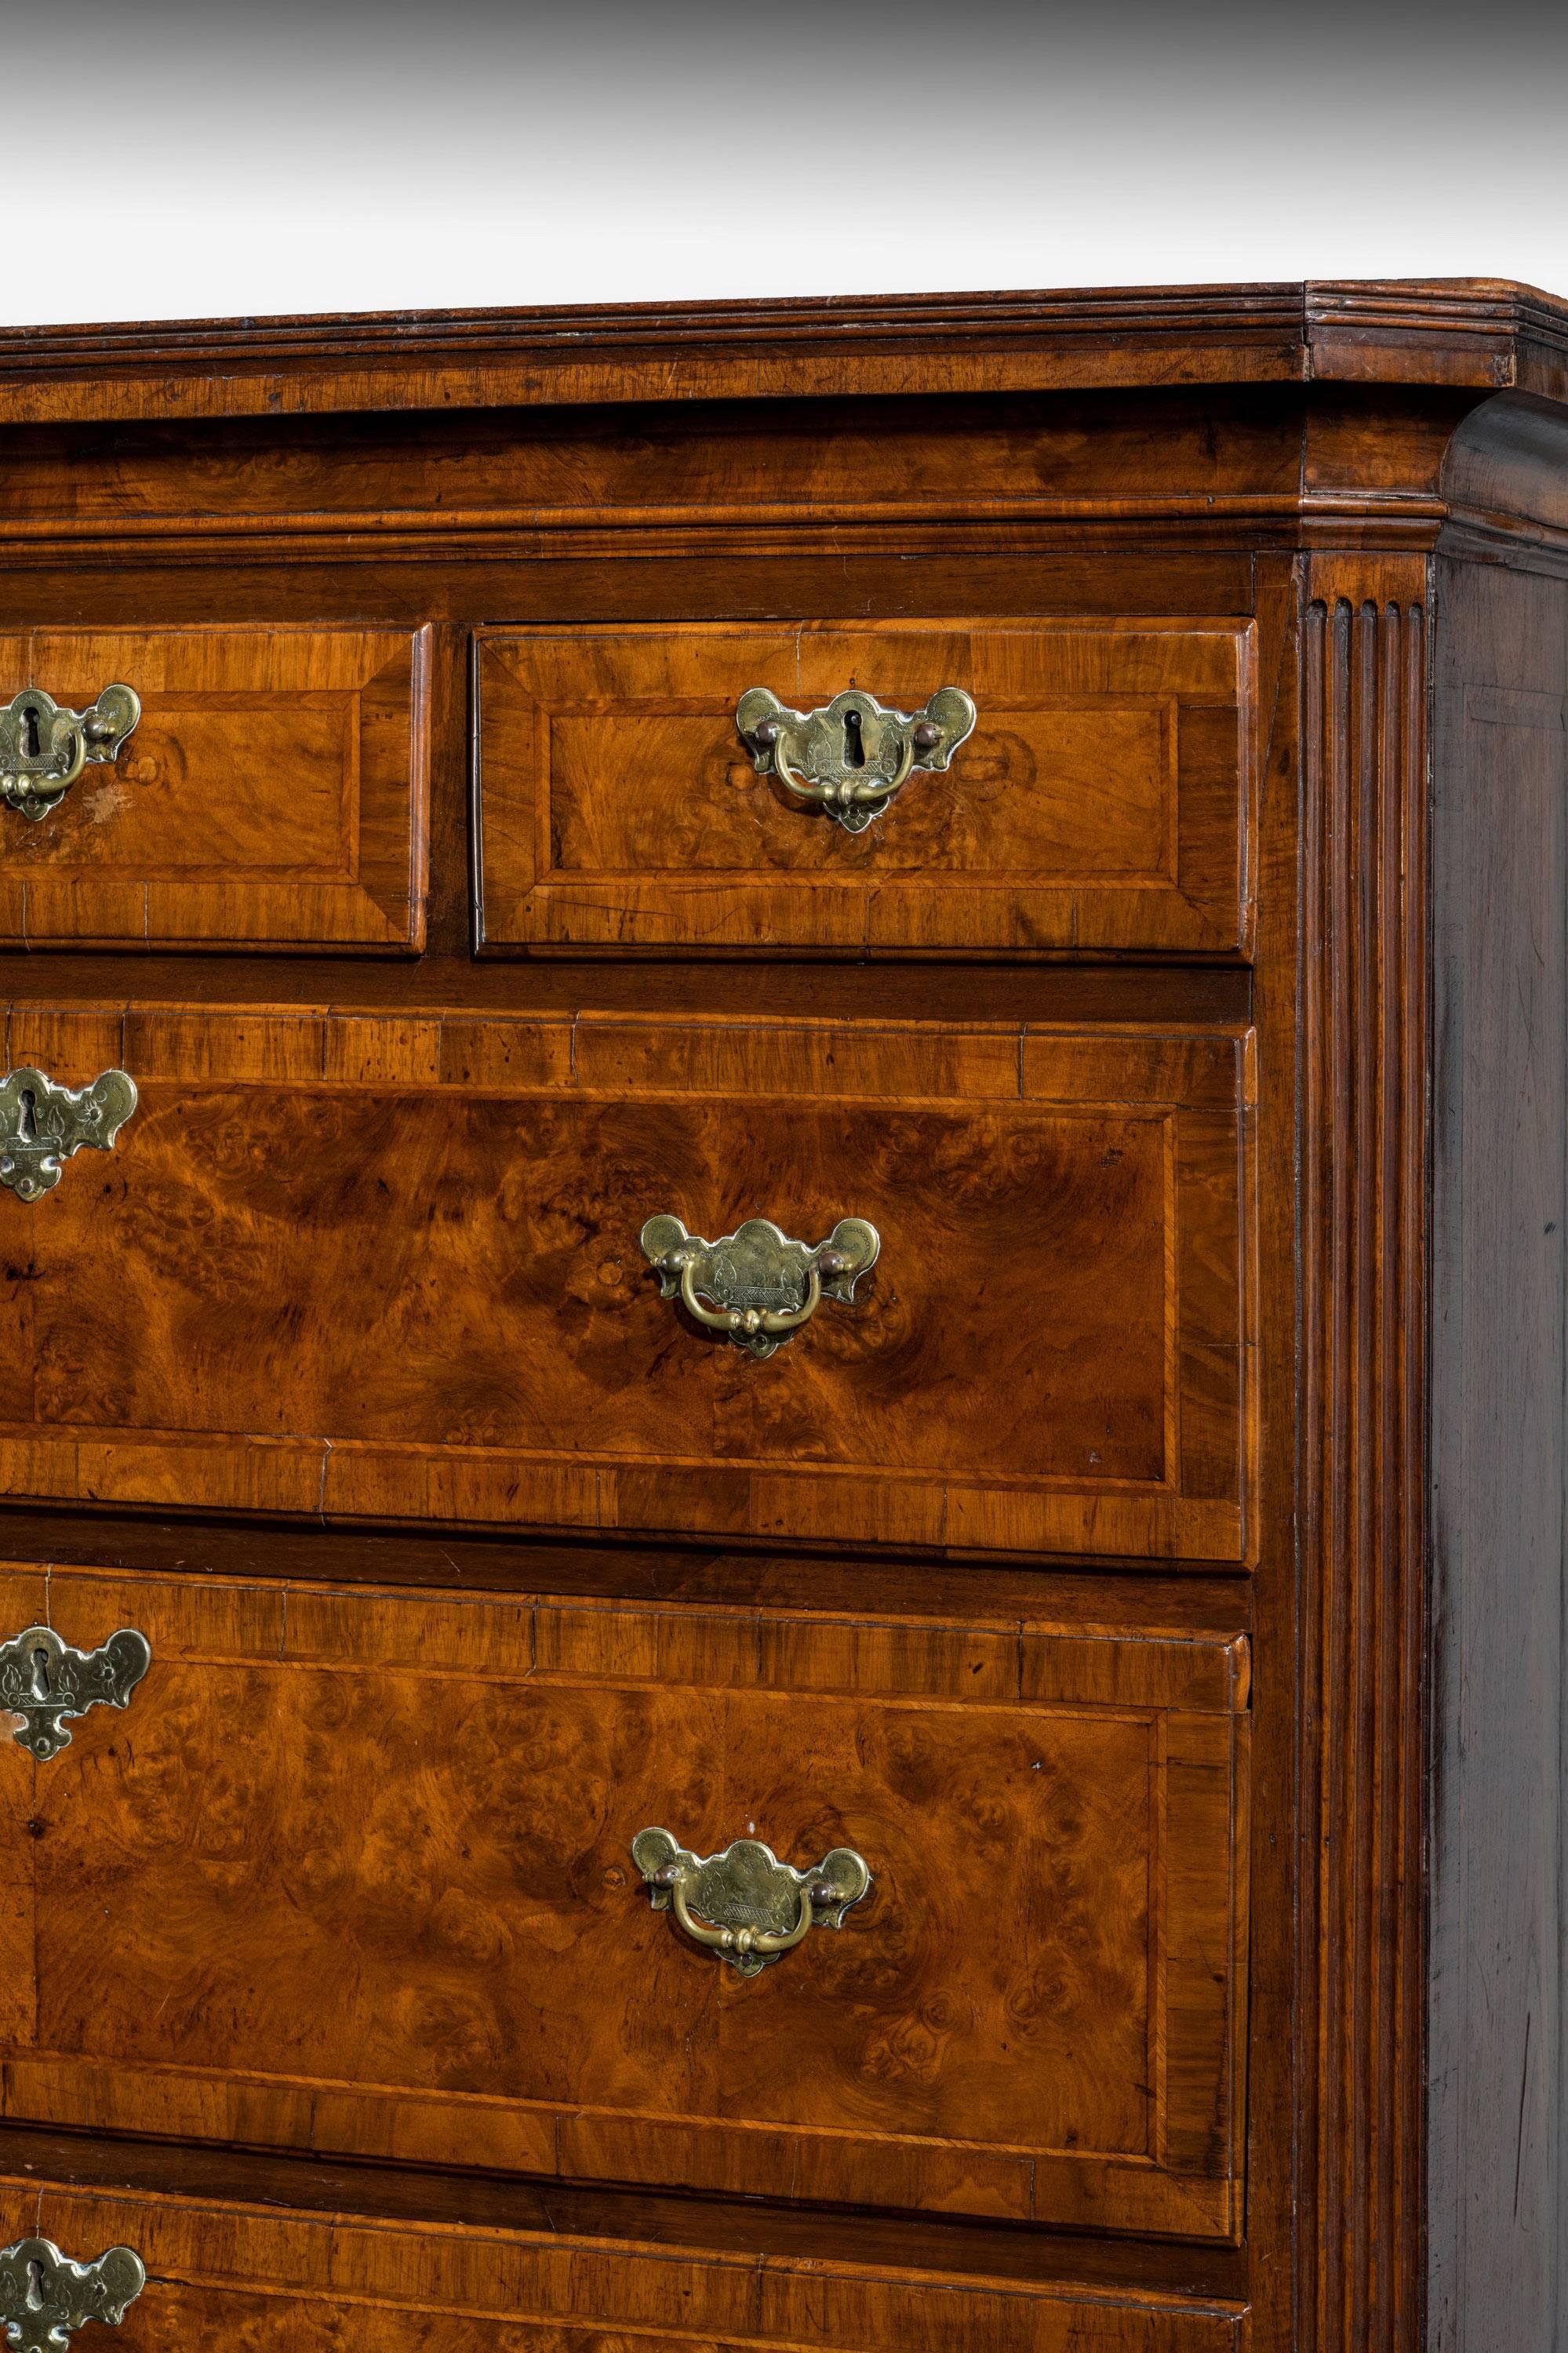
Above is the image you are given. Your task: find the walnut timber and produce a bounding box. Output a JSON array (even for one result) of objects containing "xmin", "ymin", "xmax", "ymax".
[{"xmin": 0, "ymin": 280, "xmax": 1561, "ymax": 2353}]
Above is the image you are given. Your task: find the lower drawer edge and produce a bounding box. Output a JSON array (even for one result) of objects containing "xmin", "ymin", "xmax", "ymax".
[{"xmin": 0, "ymin": 2173, "xmax": 1251, "ymax": 2351}]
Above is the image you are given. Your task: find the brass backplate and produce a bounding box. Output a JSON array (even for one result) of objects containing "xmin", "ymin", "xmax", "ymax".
[
  {"xmin": 632, "ymin": 1827, "xmax": 872, "ymax": 1974},
  {"xmin": 0, "ymin": 1067, "xmax": 138, "ymax": 1202},
  {"xmin": 0, "ymin": 683, "xmax": 141, "ymax": 820},
  {"xmin": 735, "ymin": 684, "xmax": 976, "ymax": 831},
  {"xmin": 0, "ymin": 1625, "xmax": 152, "ymax": 1762},
  {"xmin": 639, "ymin": 1213, "xmax": 879, "ymax": 1358},
  {"xmin": 0, "ymin": 2240, "xmax": 146, "ymax": 2350}
]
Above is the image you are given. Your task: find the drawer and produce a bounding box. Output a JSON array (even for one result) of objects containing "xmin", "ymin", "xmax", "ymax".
[
  {"xmin": 0, "ymin": 1004, "xmax": 1256, "ymax": 1565},
  {"xmin": 473, "ymin": 618, "xmax": 1256, "ymax": 956},
  {"xmin": 0, "ymin": 2177, "xmax": 1252, "ymax": 2352},
  {"xmin": 0, "ymin": 627, "xmax": 430, "ymax": 950},
  {"xmin": 0, "ymin": 1564, "xmax": 1250, "ymax": 2238}
]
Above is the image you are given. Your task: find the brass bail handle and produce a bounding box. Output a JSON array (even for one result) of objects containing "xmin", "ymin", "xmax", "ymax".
[
  {"xmin": 668, "ymin": 1871, "xmax": 817, "ymax": 1962},
  {"xmin": 680, "ymin": 1251, "xmax": 822, "ymax": 1344},
  {"xmin": 767, "ymin": 718, "xmax": 918, "ymax": 814},
  {"xmin": 16, "ymin": 700, "xmax": 87, "ymax": 795},
  {"xmin": 735, "ymin": 684, "xmax": 977, "ymax": 834}
]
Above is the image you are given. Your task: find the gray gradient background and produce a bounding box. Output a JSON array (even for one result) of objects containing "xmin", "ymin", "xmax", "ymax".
[{"xmin": 4, "ymin": 0, "xmax": 1566, "ymax": 322}]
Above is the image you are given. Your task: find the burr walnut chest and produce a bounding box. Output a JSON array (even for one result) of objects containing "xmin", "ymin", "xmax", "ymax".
[{"xmin": 0, "ymin": 280, "xmax": 1563, "ymax": 2353}]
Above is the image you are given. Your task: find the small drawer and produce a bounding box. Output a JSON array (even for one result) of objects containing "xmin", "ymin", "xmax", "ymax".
[
  {"xmin": 0, "ymin": 2173, "xmax": 1251, "ymax": 2349},
  {"xmin": 0, "ymin": 626, "xmax": 430, "ymax": 951},
  {"xmin": 473, "ymin": 618, "xmax": 1255, "ymax": 957},
  {"xmin": 0, "ymin": 1563, "xmax": 1250, "ymax": 2239},
  {"xmin": 0, "ymin": 1003, "xmax": 1257, "ymax": 1566}
]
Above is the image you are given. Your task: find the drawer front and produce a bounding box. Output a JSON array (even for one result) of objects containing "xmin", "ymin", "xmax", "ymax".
[
  {"xmin": 0, "ymin": 2179, "xmax": 1251, "ymax": 2351},
  {"xmin": 0, "ymin": 1004, "xmax": 1255, "ymax": 1564},
  {"xmin": 0, "ymin": 1566, "xmax": 1250, "ymax": 2238},
  {"xmin": 473, "ymin": 619, "xmax": 1255, "ymax": 957},
  {"xmin": 0, "ymin": 627, "xmax": 429, "ymax": 949}
]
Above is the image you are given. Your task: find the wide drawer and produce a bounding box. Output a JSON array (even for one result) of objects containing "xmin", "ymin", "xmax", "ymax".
[
  {"xmin": 0, "ymin": 627, "xmax": 429, "ymax": 950},
  {"xmin": 0, "ymin": 2176, "xmax": 1252, "ymax": 2351},
  {"xmin": 0, "ymin": 1563, "xmax": 1250, "ymax": 2238},
  {"xmin": 473, "ymin": 619, "xmax": 1256, "ymax": 956},
  {"xmin": 0, "ymin": 1004, "xmax": 1257, "ymax": 1564}
]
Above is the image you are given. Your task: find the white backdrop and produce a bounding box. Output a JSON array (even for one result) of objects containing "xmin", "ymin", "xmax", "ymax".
[{"xmin": 5, "ymin": 0, "xmax": 1566, "ymax": 325}]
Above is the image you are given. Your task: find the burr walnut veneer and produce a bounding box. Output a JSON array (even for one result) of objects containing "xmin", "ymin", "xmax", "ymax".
[
  {"xmin": 0, "ymin": 1008, "xmax": 1252, "ymax": 1561},
  {"xmin": 0, "ymin": 282, "xmax": 1564, "ymax": 2353}
]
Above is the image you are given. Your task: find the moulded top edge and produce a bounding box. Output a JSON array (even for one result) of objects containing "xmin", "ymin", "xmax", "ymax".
[{"xmin": 0, "ymin": 279, "xmax": 1562, "ymax": 426}]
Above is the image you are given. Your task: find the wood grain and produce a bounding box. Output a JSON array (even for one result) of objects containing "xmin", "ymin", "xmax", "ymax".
[
  {"xmin": 475, "ymin": 620, "xmax": 1253, "ymax": 956},
  {"xmin": 0, "ymin": 391, "xmax": 1310, "ymax": 571},
  {"xmin": 0, "ymin": 2174, "xmax": 1251, "ymax": 2351},
  {"xmin": 0, "ymin": 2118, "xmax": 1251, "ymax": 2302},
  {"xmin": 0, "ymin": 290, "xmax": 1565, "ymax": 2353},
  {"xmin": 0, "ymin": 279, "xmax": 1558, "ymax": 428},
  {"xmin": 0, "ymin": 1562, "xmax": 1249, "ymax": 2239},
  {"xmin": 0, "ymin": 1006, "xmax": 1255, "ymax": 1563},
  {"xmin": 1298, "ymin": 563, "xmax": 1428, "ymax": 2353},
  {"xmin": 0, "ymin": 627, "xmax": 428, "ymax": 951}
]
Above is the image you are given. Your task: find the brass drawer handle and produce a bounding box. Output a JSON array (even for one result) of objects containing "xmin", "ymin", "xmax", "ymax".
[
  {"xmin": 0, "ymin": 684, "xmax": 141, "ymax": 821},
  {"xmin": 0, "ymin": 1624, "xmax": 152, "ymax": 1762},
  {"xmin": 736, "ymin": 684, "xmax": 976, "ymax": 832},
  {"xmin": 0, "ymin": 2239, "xmax": 145, "ymax": 2347},
  {"xmin": 0, "ymin": 1066, "xmax": 137, "ymax": 1202},
  {"xmin": 639, "ymin": 1213, "xmax": 879, "ymax": 1360},
  {"xmin": 632, "ymin": 1828, "xmax": 871, "ymax": 1976}
]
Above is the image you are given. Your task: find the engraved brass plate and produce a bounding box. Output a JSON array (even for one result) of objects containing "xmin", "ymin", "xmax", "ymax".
[
  {"xmin": 0, "ymin": 684, "xmax": 141, "ymax": 821},
  {"xmin": 632, "ymin": 1828, "xmax": 871, "ymax": 1974},
  {"xmin": 0, "ymin": 2240, "xmax": 145, "ymax": 2348},
  {"xmin": 735, "ymin": 683, "xmax": 976, "ymax": 831},
  {"xmin": 638, "ymin": 1213, "xmax": 879, "ymax": 1358},
  {"xmin": 0, "ymin": 1067, "xmax": 137, "ymax": 1202},
  {"xmin": 0, "ymin": 1625, "xmax": 152, "ymax": 1762}
]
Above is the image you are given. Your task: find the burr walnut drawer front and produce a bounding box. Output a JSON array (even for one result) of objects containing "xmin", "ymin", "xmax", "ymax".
[
  {"xmin": 472, "ymin": 618, "xmax": 1256, "ymax": 956},
  {"xmin": 0, "ymin": 627, "xmax": 430, "ymax": 950},
  {"xmin": 0, "ymin": 1563, "xmax": 1251, "ymax": 2239},
  {"xmin": 0, "ymin": 1004, "xmax": 1256, "ymax": 1566},
  {"xmin": 0, "ymin": 2179, "xmax": 1253, "ymax": 2353}
]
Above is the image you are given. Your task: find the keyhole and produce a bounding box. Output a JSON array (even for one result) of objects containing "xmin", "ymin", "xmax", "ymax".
[
  {"xmin": 20, "ymin": 707, "xmax": 39, "ymax": 760},
  {"xmin": 30, "ymin": 1648, "xmax": 50, "ymax": 1701},
  {"xmin": 25, "ymin": 2257, "xmax": 45, "ymax": 2311},
  {"xmin": 16, "ymin": 1089, "xmax": 37, "ymax": 1144},
  {"xmin": 842, "ymin": 708, "xmax": 865, "ymax": 769}
]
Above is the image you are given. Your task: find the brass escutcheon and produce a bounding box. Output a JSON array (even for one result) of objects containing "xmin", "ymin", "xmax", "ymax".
[
  {"xmin": 0, "ymin": 684, "xmax": 141, "ymax": 821},
  {"xmin": 0, "ymin": 1625, "xmax": 152, "ymax": 1762},
  {"xmin": 638, "ymin": 1213, "xmax": 879, "ymax": 1359},
  {"xmin": 632, "ymin": 1828, "xmax": 872, "ymax": 1975},
  {"xmin": 0, "ymin": 1067, "xmax": 138, "ymax": 1202},
  {"xmin": 0, "ymin": 2240, "xmax": 145, "ymax": 2349},
  {"xmin": 735, "ymin": 684, "xmax": 976, "ymax": 832}
]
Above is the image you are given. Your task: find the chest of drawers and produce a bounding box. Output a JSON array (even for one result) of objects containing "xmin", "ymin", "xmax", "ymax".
[{"xmin": 0, "ymin": 281, "xmax": 1563, "ymax": 2353}]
